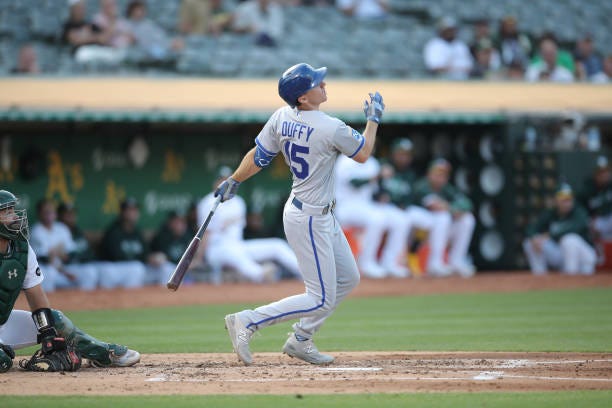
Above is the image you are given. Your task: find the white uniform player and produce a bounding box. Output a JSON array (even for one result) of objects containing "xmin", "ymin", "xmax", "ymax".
[
  {"xmin": 29, "ymin": 199, "xmax": 98, "ymax": 292},
  {"xmin": 198, "ymin": 170, "xmax": 301, "ymax": 284},
  {"xmin": 219, "ymin": 63, "xmax": 385, "ymax": 365},
  {"xmin": 334, "ymin": 155, "xmax": 410, "ymax": 277}
]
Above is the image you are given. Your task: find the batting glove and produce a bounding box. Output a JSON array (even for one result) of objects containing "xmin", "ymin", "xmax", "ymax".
[
  {"xmin": 363, "ymin": 91, "xmax": 385, "ymax": 124},
  {"xmin": 214, "ymin": 177, "xmax": 241, "ymax": 202}
]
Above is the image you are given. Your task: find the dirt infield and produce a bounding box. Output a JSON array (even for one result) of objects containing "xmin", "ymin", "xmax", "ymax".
[
  {"xmin": 7, "ymin": 272, "xmax": 612, "ymax": 395},
  {"xmin": 3, "ymin": 352, "xmax": 611, "ymax": 395}
]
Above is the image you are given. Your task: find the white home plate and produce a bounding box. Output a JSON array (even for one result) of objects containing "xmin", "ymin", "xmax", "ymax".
[
  {"xmin": 146, "ymin": 376, "xmax": 168, "ymax": 382},
  {"xmin": 319, "ymin": 367, "xmax": 383, "ymax": 372},
  {"xmin": 473, "ymin": 371, "xmax": 504, "ymax": 380}
]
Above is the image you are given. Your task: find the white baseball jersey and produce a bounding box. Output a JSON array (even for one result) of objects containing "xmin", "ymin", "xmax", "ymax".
[
  {"xmin": 236, "ymin": 105, "xmax": 364, "ymax": 337},
  {"xmin": 255, "ymin": 106, "xmax": 365, "ymax": 206},
  {"xmin": 198, "ymin": 192, "xmax": 246, "ymax": 247},
  {"xmin": 29, "ymin": 222, "xmax": 76, "ymax": 261}
]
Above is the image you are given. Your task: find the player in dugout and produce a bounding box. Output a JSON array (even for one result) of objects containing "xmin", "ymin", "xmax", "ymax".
[{"xmin": 0, "ymin": 190, "xmax": 140, "ymax": 373}]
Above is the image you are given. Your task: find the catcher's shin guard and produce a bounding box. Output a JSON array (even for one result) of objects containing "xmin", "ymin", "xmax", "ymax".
[{"xmin": 51, "ymin": 309, "xmax": 114, "ymax": 366}]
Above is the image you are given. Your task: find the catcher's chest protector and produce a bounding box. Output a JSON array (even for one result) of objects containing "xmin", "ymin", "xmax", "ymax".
[{"xmin": 0, "ymin": 240, "xmax": 28, "ymax": 325}]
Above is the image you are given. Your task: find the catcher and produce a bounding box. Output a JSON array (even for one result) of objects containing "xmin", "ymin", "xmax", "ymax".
[{"xmin": 0, "ymin": 190, "xmax": 140, "ymax": 373}]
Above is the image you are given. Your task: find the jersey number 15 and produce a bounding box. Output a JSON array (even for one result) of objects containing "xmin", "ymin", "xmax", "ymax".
[{"xmin": 284, "ymin": 142, "xmax": 310, "ymax": 179}]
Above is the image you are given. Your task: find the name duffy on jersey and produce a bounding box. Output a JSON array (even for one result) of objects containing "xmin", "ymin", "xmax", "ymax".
[{"xmin": 281, "ymin": 121, "xmax": 315, "ymax": 141}]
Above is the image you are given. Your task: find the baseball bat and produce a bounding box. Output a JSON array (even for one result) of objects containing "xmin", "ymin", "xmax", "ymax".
[{"xmin": 167, "ymin": 195, "xmax": 222, "ymax": 291}]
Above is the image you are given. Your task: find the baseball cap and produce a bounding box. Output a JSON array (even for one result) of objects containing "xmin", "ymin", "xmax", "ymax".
[
  {"xmin": 391, "ymin": 138, "xmax": 413, "ymax": 152},
  {"xmin": 555, "ymin": 183, "xmax": 573, "ymax": 199},
  {"xmin": 120, "ymin": 197, "xmax": 139, "ymax": 211}
]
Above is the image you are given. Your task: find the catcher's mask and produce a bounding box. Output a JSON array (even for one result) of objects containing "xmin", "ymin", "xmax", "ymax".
[{"xmin": 0, "ymin": 190, "xmax": 29, "ymax": 241}]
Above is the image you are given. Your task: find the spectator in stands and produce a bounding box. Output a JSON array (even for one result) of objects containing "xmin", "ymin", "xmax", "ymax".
[
  {"xmin": 469, "ymin": 18, "xmax": 500, "ymax": 69},
  {"xmin": 178, "ymin": 0, "xmax": 234, "ymax": 36},
  {"xmin": 591, "ymin": 54, "xmax": 612, "ymax": 83},
  {"xmin": 336, "ymin": 0, "xmax": 389, "ymax": 20},
  {"xmin": 423, "ymin": 16, "xmax": 473, "ymax": 80},
  {"xmin": 126, "ymin": 0, "xmax": 184, "ymax": 61},
  {"xmin": 150, "ymin": 210, "xmax": 191, "ymax": 265},
  {"xmin": 29, "ymin": 199, "xmax": 98, "ymax": 292},
  {"xmin": 11, "ymin": 44, "xmax": 40, "ymax": 74},
  {"xmin": 62, "ymin": 0, "xmax": 125, "ymax": 65},
  {"xmin": 495, "ymin": 15, "xmax": 532, "ymax": 69},
  {"xmin": 469, "ymin": 18, "xmax": 491, "ymax": 52},
  {"xmin": 525, "ymin": 37, "xmax": 574, "ymax": 82},
  {"xmin": 574, "ymin": 34, "xmax": 604, "ymax": 81},
  {"xmin": 231, "ymin": 0, "xmax": 284, "ymax": 47},
  {"xmin": 469, "ymin": 38, "xmax": 503, "ymax": 79},
  {"xmin": 523, "ymin": 183, "xmax": 596, "ymax": 275},
  {"xmin": 577, "ymin": 156, "xmax": 612, "ymax": 241},
  {"xmin": 530, "ymin": 32, "xmax": 575, "ymax": 75},
  {"xmin": 93, "ymin": 0, "xmax": 134, "ymax": 49},
  {"xmin": 505, "ymin": 59, "xmax": 526, "ymax": 80},
  {"xmin": 198, "ymin": 167, "xmax": 301, "ymax": 283},
  {"xmin": 411, "ymin": 159, "xmax": 476, "ymax": 277}
]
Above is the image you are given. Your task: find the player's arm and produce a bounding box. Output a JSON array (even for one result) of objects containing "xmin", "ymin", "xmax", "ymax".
[
  {"xmin": 352, "ymin": 92, "xmax": 385, "ymax": 163},
  {"xmin": 24, "ymin": 283, "xmax": 51, "ymax": 311},
  {"xmin": 214, "ymin": 147, "xmax": 264, "ymax": 202},
  {"xmin": 352, "ymin": 121, "xmax": 379, "ymax": 163}
]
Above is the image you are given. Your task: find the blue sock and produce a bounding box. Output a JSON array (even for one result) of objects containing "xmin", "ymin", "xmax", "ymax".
[{"xmin": 294, "ymin": 333, "xmax": 309, "ymax": 342}]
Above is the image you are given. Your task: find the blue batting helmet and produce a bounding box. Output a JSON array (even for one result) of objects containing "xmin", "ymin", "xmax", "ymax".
[{"xmin": 278, "ymin": 63, "xmax": 327, "ymax": 108}]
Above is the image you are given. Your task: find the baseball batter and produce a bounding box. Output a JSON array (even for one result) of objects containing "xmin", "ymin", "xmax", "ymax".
[
  {"xmin": 0, "ymin": 190, "xmax": 140, "ymax": 373},
  {"xmin": 217, "ymin": 63, "xmax": 384, "ymax": 365}
]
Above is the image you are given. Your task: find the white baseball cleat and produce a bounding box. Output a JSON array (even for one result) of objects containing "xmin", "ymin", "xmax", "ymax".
[
  {"xmin": 110, "ymin": 348, "xmax": 141, "ymax": 367},
  {"xmin": 282, "ymin": 333, "xmax": 334, "ymax": 365},
  {"xmin": 224, "ymin": 313, "xmax": 254, "ymax": 365},
  {"xmin": 90, "ymin": 344, "xmax": 140, "ymax": 367}
]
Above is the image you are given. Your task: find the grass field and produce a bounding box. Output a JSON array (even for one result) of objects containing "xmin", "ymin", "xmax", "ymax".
[{"xmin": 5, "ymin": 287, "xmax": 612, "ymax": 407}]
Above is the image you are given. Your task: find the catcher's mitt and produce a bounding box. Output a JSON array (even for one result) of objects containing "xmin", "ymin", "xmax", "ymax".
[{"xmin": 19, "ymin": 336, "xmax": 81, "ymax": 372}]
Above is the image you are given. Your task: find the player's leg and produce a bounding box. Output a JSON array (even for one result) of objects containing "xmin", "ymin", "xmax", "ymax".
[
  {"xmin": 0, "ymin": 310, "xmax": 38, "ymax": 350},
  {"xmin": 379, "ymin": 203, "xmax": 412, "ymax": 277},
  {"xmin": 245, "ymin": 238, "xmax": 301, "ymax": 278},
  {"xmin": 235, "ymin": 208, "xmax": 337, "ymax": 331},
  {"xmin": 292, "ymin": 216, "xmax": 361, "ymax": 338},
  {"xmin": 51, "ymin": 309, "xmax": 140, "ymax": 367},
  {"xmin": 210, "ymin": 241, "xmax": 267, "ymax": 282},
  {"xmin": 559, "ymin": 233, "xmax": 597, "ymax": 275},
  {"xmin": 522, "ymin": 238, "xmax": 550, "ymax": 274},
  {"xmin": 426, "ymin": 211, "xmax": 453, "ymax": 275},
  {"xmin": 64, "ymin": 263, "xmax": 99, "ymax": 291},
  {"xmin": 447, "ymin": 212, "xmax": 476, "ymax": 276},
  {"xmin": 145, "ymin": 261, "xmax": 175, "ymax": 286}
]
